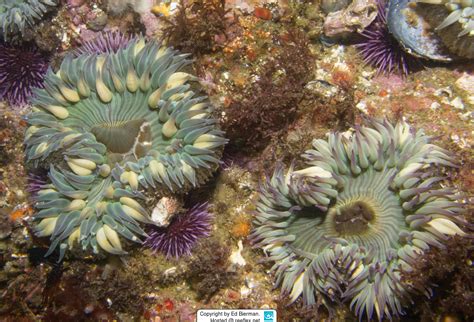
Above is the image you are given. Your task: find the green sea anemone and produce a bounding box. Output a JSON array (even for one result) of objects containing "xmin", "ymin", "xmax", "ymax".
[
  {"xmin": 25, "ymin": 38, "xmax": 227, "ymax": 260},
  {"xmin": 0, "ymin": 0, "xmax": 58, "ymax": 41},
  {"xmin": 251, "ymin": 119, "xmax": 466, "ymax": 320}
]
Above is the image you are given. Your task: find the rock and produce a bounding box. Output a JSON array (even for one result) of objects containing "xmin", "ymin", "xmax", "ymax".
[
  {"xmin": 68, "ymin": 0, "xmax": 86, "ymax": 8},
  {"xmin": 228, "ymin": 240, "xmax": 246, "ymax": 271},
  {"xmin": 0, "ymin": 210, "xmax": 12, "ymax": 240},
  {"xmin": 86, "ymin": 10, "xmax": 108, "ymax": 31},
  {"xmin": 321, "ymin": 0, "xmax": 351, "ymax": 14},
  {"xmin": 323, "ymin": 0, "xmax": 377, "ymax": 39},
  {"xmin": 455, "ymin": 73, "xmax": 474, "ymax": 95},
  {"xmin": 151, "ymin": 197, "xmax": 181, "ymax": 227}
]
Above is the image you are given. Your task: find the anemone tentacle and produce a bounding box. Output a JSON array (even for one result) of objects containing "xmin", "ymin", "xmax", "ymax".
[
  {"xmin": 0, "ymin": 0, "xmax": 58, "ymax": 41},
  {"xmin": 24, "ymin": 38, "xmax": 227, "ymax": 260},
  {"xmin": 251, "ymin": 119, "xmax": 466, "ymax": 320}
]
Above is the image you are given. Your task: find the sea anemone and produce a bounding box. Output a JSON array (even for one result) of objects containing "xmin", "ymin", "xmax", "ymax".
[
  {"xmin": 0, "ymin": 0, "xmax": 58, "ymax": 41},
  {"xmin": 0, "ymin": 42, "xmax": 49, "ymax": 107},
  {"xmin": 413, "ymin": 0, "xmax": 474, "ymax": 58},
  {"xmin": 145, "ymin": 203, "xmax": 212, "ymax": 258},
  {"xmin": 250, "ymin": 119, "xmax": 466, "ymax": 320},
  {"xmin": 355, "ymin": 0, "xmax": 420, "ymax": 75},
  {"xmin": 73, "ymin": 30, "xmax": 133, "ymax": 57},
  {"xmin": 24, "ymin": 37, "xmax": 227, "ymax": 260}
]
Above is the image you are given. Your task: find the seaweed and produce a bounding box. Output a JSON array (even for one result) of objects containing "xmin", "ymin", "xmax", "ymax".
[
  {"xmin": 160, "ymin": 0, "xmax": 232, "ymax": 56},
  {"xmin": 186, "ymin": 239, "xmax": 236, "ymax": 301},
  {"xmin": 402, "ymin": 236, "xmax": 474, "ymax": 321},
  {"xmin": 222, "ymin": 29, "xmax": 315, "ymax": 154}
]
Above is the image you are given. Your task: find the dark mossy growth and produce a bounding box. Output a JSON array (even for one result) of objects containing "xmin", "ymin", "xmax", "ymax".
[
  {"xmin": 222, "ymin": 29, "xmax": 314, "ymax": 154},
  {"xmin": 42, "ymin": 265, "xmax": 114, "ymax": 321},
  {"xmin": 275, "ymin": 296, "xmax": 330, "ymax": 322},
  {"xmin": 0, "ymin": 118, "xmax": 15, "ymax": 166},
  {"xmin": 186, "ymin": 239, "xmax": 236, "ymax": 301},
  {"xmin": 91, "ymin": 264, "xmax": 145, "ymax": 315},
  {"xmin": 160, "ymin": 0, "xmax": 231, "ymax": 56},
  {"xmin": 401, "ymin": 236, "xmax": 474, "ymax": 321}
]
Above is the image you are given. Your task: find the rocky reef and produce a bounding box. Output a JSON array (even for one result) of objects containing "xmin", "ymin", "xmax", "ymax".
[{"xmin": 0, "ymin": 0, "xmax": 472, "ymax": 321}]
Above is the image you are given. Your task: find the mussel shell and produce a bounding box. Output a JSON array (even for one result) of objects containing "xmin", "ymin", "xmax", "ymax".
[
  {"xmin": 415, "ymin": 3, "xmax": 474, "ymax": 59},
  {"xmin": 387, "ymin": 0, "xmax": 453, "ymax": 61}
]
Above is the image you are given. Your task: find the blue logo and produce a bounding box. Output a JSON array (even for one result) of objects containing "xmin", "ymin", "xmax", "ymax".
[{"xmin": 263, "ymin": 311, "xmax": 275, "ymax": 322}]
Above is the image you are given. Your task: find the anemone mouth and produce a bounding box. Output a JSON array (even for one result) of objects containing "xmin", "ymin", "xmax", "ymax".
[
  {"xmin": 331, "ymin": 199, "xmax": 376, "ymax": 236},
  {"xmin": 287, "ymin": 167, "xmax": 405, "ymax": 261},
  {"xmin": 91, "ymin": 119, "xmax": 148, "ymax": 154},
  {"xmin": 251, "ymin": 119, "xmax": 466, "ymax": 320}
]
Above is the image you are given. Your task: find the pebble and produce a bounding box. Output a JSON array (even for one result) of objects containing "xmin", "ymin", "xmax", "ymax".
[
  {"xmin": 86, "ymin": 10, "xmax": 108, "ymax": 31},
  {"xmin": 68, "ymin": 0, "xmax": 86, "ymax": 7},
  {"xmin": 450, "ymin": 97, "xmax": 464, "ymax": 110},
  {"xmin": 455, "ymin": 73, "xmax": 474, "ymax": 95},
  {"xmin": 151, "ymin": 197, "xmax": 181, "ymax": 227},
  {"xmin": 229, "ymin": 240, "xmax": 246, "ymax": 269}
]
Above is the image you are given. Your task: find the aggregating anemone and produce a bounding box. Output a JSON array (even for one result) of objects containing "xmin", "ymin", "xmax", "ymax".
[
  {"xmin": 251, "ymin": 119, "xmax": 466, "ymax": 320},
  {"xmin": 24, "ymin": 37, "xmax": 227, "ymax": 260},
  {"xmin": 0, "ymin": 0, "xmax": 58, "ymax": 41}
]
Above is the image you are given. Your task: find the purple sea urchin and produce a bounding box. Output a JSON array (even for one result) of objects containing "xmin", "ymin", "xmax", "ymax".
[
  {"xmin": 145, "ymin": 203, "xmax": 212, "ymax": 258},
  {"xmin": 251, "ymin": 119, "xmax": 467, "ymax": 320},
  {"xmin": 355, "ymin": 0, "xmax": 420, "ymax": 75},
  {"xmin": 0, "ymin": 42, "xmax": 48, "ymax": 107},
  {"xmin": 73, "ymin": 30, "xmax": 133, "ymax": 57}
]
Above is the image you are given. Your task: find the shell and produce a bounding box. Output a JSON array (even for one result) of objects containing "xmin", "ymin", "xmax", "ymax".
[
  {"xmin": 388, "ymin": 0, "xmax": 474, "ymax": 59},
  {"xmin": 413, "ymin": 0, "xmax": 474, "ymax": 58},
  {"xmin": 387, "ymin": 0, "xmax": 453, "ymax": 61}
]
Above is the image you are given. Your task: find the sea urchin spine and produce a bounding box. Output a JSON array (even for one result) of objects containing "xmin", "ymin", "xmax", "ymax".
[
  {"xmin": 356, "ymin": 0, "xmax": 420, "ymax": 75},
  {"xmin": 145, "ymin": 203, "xmax": 212, "ymax": 258},
  {"xmin": 73, "ymin": 30, "xmax": 133, "ymax": 57}
]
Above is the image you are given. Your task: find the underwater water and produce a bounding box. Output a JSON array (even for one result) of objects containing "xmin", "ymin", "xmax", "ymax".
[{"xmin": 0, "ymin": 0, "xmax": 473, "ymax": 321}]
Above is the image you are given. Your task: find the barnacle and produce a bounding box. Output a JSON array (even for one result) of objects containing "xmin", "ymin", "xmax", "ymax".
[
  {"xmin": 251, "ymin": 119, "xmax": 466, "ymax": 320},
  {"xmin": 0, "ymin": 0, "xmax": 58, "ymax": 41},
  {"xmin": 24, "ymin": 38, "xmax": 227, "ymax": 260}
]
